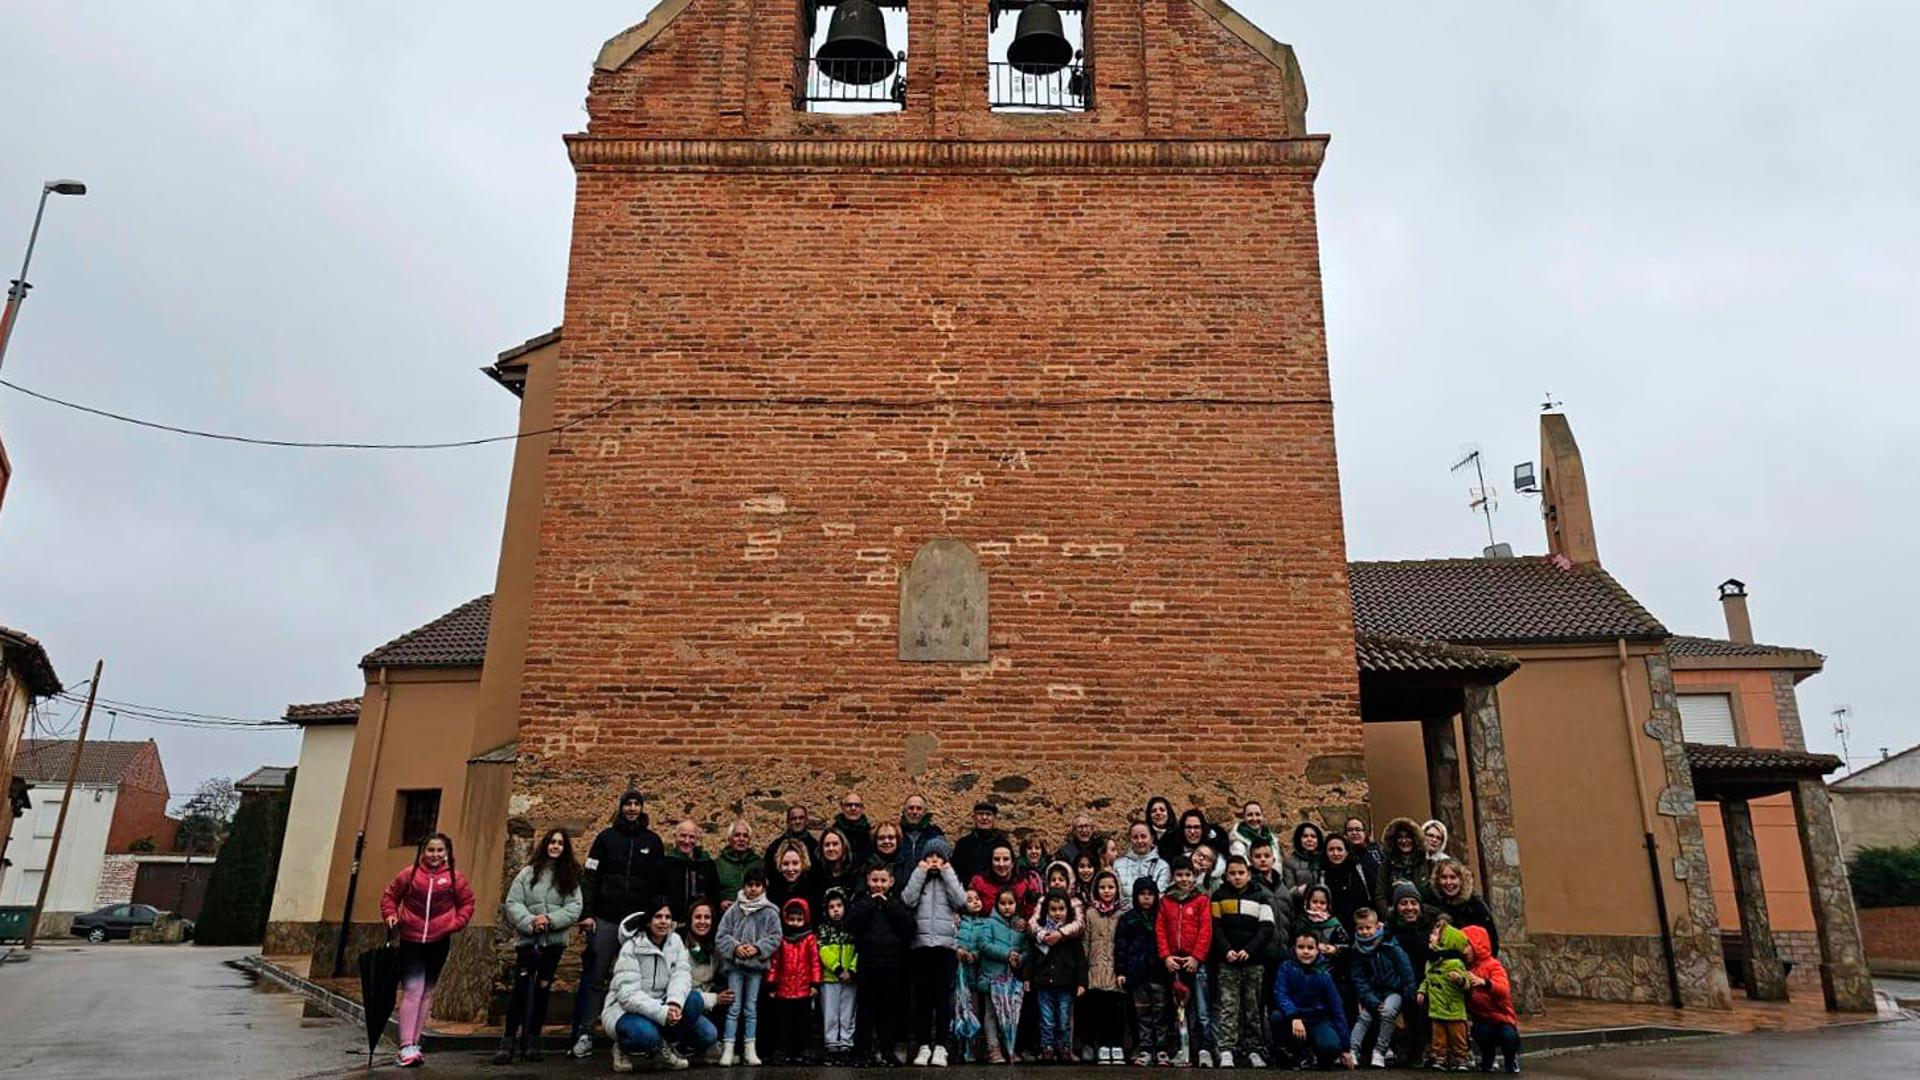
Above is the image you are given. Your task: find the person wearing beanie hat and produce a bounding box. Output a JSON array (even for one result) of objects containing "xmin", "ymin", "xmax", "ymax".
[
  {"xmin": 1116, "ymin": 877, "xmax": 1172, "ymax": 1066},
  {"xmin": 1384, "ymin": 881, "xmax": 1435, "ymax": 1067},
  {"xmin": 1416, "ymin": 921, "xmax": 1473, "ymax": 1070},
  {"xmin": 901, "ymin": 832, "xmax": 965, "ymax": 1065},
  {"xmin": 951, "ymin": 801, "xmax": 1011, "ymax": 885},
  {"xmin": 569, "ymin": 789, "xmax": 663, "ymax": 1060}
]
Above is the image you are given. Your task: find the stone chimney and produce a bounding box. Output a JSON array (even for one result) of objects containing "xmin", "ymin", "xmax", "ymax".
[
  {"xmin": 1539, "ymin": 413, "xmax": 1600, "ymax": 565},
  {"xmin": 1718, "ymin": 578, "xmax": 1753, "ymax": 643}
]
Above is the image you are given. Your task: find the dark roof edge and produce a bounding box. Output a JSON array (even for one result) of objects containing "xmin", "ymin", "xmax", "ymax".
[
  {"xmin": 0, "ymin": 626, "xmax": 62, "ymax": 697},
  {"xmin": 1830, "ymin": 743, "xmax": 1920, "ymax": 790}
]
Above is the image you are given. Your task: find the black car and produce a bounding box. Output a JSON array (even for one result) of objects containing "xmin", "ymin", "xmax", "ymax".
[{"xmin": 68, "ymin": 902, "xmax": 191, "ymax": 942}]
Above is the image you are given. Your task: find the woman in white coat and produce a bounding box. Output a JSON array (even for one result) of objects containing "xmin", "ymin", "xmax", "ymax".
[{"xmin": 601, "ymin": 897, "xmax": 718, "ymax": 1071}]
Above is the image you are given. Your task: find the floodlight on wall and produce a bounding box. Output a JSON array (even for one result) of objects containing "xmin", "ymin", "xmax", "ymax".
[{"xmin": 1512, "ymin": 461, "xmax": 1539, "ymax": 495}]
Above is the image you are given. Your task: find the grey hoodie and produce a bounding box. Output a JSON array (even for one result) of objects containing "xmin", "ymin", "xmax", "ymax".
[
  {"xmin": 901, "ymin": 859, "xmax": 966, "ymax": 950},
  {"xmin": 714, "ymin": 889, "xmax": 781, "ymax": 972}
]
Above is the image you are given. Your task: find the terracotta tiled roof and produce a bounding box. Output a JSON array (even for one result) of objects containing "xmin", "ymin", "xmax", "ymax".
[
  {"xmin": 0, "ymin": 624, "xmax": 62, "ymax": 697},
  {"xmin": 1355, "ymin": 635, "xmax": 1519, "ymax": 677},
  {"xmin": 283, "ymin": 698, "xmax": 362, "ymax": 724},
  {"xmin": 361, "ymin": 596, "xmax": 492, "ymax": 669},
  {"xmin": 14, "ymin": 739, "xmax": 157, "ymax": 785},
  {"xmin": 1685, "ymin": 742, "xmax": 1841, "ymax": 776},
  {"xmin": 1665, "ymin": 635, "xmax": 1823, "ymax": 664},
  {"xmin": 1348, "ymin": 557, "xmax": 1666, "ymax": 644}
]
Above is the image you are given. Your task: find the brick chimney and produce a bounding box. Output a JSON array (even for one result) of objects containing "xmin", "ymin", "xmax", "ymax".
[
  {"xmin": 1718, "ymin": 578, "xmax": 1753, "ymax": 643},
  {"xmin": 1539, "ymin": 413, "xmax": 1600, "ymax": 565}
]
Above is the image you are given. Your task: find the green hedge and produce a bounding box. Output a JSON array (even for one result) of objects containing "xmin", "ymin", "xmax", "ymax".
[
  {"xmin": 1847, "ymin": 842, "xmax": 1920, "ymax": 909},
  {"xmin": 194, "ymin": 791, "xmax": 289, "ymax": 945}
]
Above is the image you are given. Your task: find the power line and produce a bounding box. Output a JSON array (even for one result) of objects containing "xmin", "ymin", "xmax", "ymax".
[
  {"xmin": 0, "ymin": 376, "xmax": 624, "ymax": 450},
  {"xmin": 0, "ymin": 376, "xmax": 1337, "ymax": 453},
  {"xmin": 51, "ymin": 691, "xmax": 291, "ymax": 730}
]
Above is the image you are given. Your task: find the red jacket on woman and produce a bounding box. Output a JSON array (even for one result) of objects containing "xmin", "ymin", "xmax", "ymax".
[
  {"xmin": 1462, "ymin": 926, "xmax": 1516, "ymax": 1026},
  {"xmin": 380, "ymin": 862, "xmax": 476, "ymax": 944}
]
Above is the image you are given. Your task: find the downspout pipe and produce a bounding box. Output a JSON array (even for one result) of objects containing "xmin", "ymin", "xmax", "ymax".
[
  {"xmin": 332, "ymin": 668, "xmax": 394, "ymax": 977},
  {"xmin": 1616, "ymin": 637, "xmax": 1684, "ymax": 1008}
]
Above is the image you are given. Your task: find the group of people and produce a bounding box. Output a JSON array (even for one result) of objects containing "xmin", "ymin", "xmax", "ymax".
[{"xmin": 373, "ymin": 790, "xmax": 1524, "ymax": 1073}]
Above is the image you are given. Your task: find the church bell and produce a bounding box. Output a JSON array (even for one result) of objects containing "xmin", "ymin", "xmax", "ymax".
[
  {"xmin": 1006, "ymin": 2, "xmax": 1074, "ymax": 77},
  {"xmin": 816, "ymin": 0, "xmax": 897, "ymax": 85}
]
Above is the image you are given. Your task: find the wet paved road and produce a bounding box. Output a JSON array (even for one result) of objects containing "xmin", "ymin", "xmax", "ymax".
[
  {"xmin": 0, "ymin": 943, "xmax": 362, "ymax": 1079},
  {"xmin": 0, "ymin": 943, "xmax": 1912, "ymax": 1078}
]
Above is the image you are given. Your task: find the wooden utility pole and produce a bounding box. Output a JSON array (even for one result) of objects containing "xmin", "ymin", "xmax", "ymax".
[{"xmin": 23, "ymin": 659, "xmax": 101, "ymax": 950}]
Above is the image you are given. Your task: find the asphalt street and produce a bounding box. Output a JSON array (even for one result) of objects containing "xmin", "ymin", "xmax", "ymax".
[{"xmin": 0, "ymin": 945, "xmax": 1913, "ymax": 1079}]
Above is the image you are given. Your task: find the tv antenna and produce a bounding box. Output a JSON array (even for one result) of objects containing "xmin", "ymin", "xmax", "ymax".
[
  {"xmin": 1450, "ymin": 445, "xmax": 1501, "ymax": 553},
  {"xmin": 1831, "ymin": 706, "xmax": 1854, "ymax": 774}
]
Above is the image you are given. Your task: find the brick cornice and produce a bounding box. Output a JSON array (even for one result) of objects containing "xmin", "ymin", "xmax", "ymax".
[{"xmin": 565, "ymin": 136, "xmax": 1329, "ymax": 173}]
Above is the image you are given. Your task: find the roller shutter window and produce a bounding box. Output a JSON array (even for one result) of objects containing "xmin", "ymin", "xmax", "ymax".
[{"xmin": 1678, "ymin": 693, "xmax": 1738, "ymax": 746}]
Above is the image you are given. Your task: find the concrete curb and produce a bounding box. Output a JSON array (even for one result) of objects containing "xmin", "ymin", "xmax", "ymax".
[{"xmin": 239, "ymin": 953, "xmax": 527, "ymax": 1052}]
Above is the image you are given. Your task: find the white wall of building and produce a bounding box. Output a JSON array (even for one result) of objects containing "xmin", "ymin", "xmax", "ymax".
[
  {"xmin": 267, "ymin": 724, "xmax": 355, "ymax": 925},
  {"xmin": 0, "ymin": 782, "xmax": 118, "ymax": 912}
]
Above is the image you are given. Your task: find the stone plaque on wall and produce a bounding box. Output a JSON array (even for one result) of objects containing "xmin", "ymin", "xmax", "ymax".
[{"xmin": 899, "ymin": 539, "xmax": 987, "ymax": 662}]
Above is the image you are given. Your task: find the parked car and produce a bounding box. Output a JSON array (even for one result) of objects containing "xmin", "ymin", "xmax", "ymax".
[{"xmin": 68, "ymin": 902, "xmax": 193, "ymax": 942}]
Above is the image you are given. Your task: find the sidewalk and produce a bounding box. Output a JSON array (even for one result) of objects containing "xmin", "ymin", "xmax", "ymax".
[{"xmin": 248, "ymin": 952, "xmax": 1911, "ymax": 1056}]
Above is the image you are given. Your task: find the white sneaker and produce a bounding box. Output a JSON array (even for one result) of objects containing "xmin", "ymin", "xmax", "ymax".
[
  {"xmin": 610, "ymin": 1044, "xmax": 634, "ymax": 1073},
  {"xmin": 1172, "ymin": 1048, "xmax": 1190, "ymax": 1068},
  {"xmin": 1218, "ymin": 1050, "xmax": 1234, "ymax": 1069},
  {"xmin": 661, "ymin": 1046, "xmax": 690, "ymax": 1071},
  {"xmin": 1247, "ymin": 1052, "xmax": 1266, "ymax": 1069},
  {"xmin": 931, "ymin": 1045, "xmax": 949, "ymax": 1067},
  {"xmin": 572, "ymin": 1033, "xmax": 595, "ymax": 1060},
  {"xmin": 1102, "ymin": 1047, "xmax": 1116, "ymax": 1064},
  {"xmin": 742, "ymin": 1039, "xmax": 762, "ymax": 1067},
  {"xmin": 1198, "ymin": 1049, "xmax": 1215, "ymax": 1068},
  {"xmin": 719, "ymin": 1043, "xmax": 736, "ymax": 1067},
  {"xmin": 913, "ymin": 1046, "xmax": 933, "ymax": 1067},
  {"xmin": 1370, "ymin": 1049, "xmax": 1388, "ymax": 1069}
]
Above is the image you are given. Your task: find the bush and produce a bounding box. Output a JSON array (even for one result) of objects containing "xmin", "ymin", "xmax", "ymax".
[
  {"xmin": 1847, "ymin": 842, "xmax": 1920, "ymax": 908},
  {"xmin": 193, "ymin": 791, "xmax": 289, "ymax": 945}
]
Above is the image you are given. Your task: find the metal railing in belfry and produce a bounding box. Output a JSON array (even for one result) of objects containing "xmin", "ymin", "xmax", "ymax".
[
  {"xmin": 794, "ymin": 55, "xmax": 908, "ymax": 109},
  {"xmin": 987, "ymin": 60, "xmax": 1090, "ymax": 112}
]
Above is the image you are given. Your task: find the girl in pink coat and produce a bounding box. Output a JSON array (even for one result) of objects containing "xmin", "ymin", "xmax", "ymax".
[{"xmin": 380, "ymin": 832, "xmax": 476, "ymax": 1067}]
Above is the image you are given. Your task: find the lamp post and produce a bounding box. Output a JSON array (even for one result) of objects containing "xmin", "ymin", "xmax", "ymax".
[{"xmin": 0, "ymin": 179, "xmax": 88, "ymax": 375}]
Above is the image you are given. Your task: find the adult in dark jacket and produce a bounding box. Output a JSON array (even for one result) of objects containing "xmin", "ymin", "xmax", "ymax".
[
  {"xmin": 1055, "ymin": 812, "xmax": 1100, "ymax": 867},
  {"xmin": 815, "ymin": 826, "xmax": 866, "ymax": 899},
  {"xmin": 1429, "ymin": 858, "xmax": 1500, "ymax": 958},
  {"xmin": 767, "ymin": 837, "xmax": 821, "ymax": 915},
  {"xmin": 1281, "ymin": 821, "xmax": 1324, "ymax": 895},
  {"xmin": 762, "ymin": 804, "xmax": 822, "ymax": 873},
  {"xmin": 1373, "ymin": 817, "xmax": 1427, "ymax": 908},
  {"xmin": 1318, "ymin": 836, "xmax": 1373, "ymax": 933},
  {"xmin": 1157, "ymin": 808, "xmax": 1230, "ymax": 870},
  {"xmin": 570, "ymin": 789, "xmax": 664, "ymax": 1057},
  {"xmin": 1341, "ymin": 816, "xmax": 1383, "ymax": 884},
  {"xmin": 951, "ymin": 801, "xmax": 1011, "ymax": 886},
  {"xmin": 831, "ymin": 791, "xmax": 875, "ymax": 864},
  {"xmin": 1143, "ymin": 796, "xmax": 1177, "ymax": 850},
  {"xmin": 655, "ymin": 819, "xmax": 722, "ymax": 922},
  {"xmin": 896, "ymin": 794, "xmax": 946, "ymax": 873}
]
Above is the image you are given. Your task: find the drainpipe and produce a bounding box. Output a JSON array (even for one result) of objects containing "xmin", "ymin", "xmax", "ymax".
[
  {"xmin": 332, "ymin": 668, "xmax": 393, "ymax": 977},
  {"xmin": 1616, "ymin": 638, "xmax": 1684, "ymax": 1008}
]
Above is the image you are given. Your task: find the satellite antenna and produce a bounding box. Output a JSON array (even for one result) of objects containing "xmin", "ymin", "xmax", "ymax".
[
  {"xmin": 1450, "ymin": 445, "xmax": 1502, "ymax": 554},
  {"xmin": 1832, "ymin": 706, "xmax": 1854, "ymax": 774}
]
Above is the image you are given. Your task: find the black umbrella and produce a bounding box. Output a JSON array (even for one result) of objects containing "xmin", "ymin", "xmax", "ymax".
[{"xmin": 357, "ymin": 934, "xmax": 402, "ymax": 1066}]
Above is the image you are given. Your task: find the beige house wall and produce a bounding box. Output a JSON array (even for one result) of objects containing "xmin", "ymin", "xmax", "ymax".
[
  {"xmin": 267, "ymin": 720, "xmax": 359, "ymax": 928},
  {"xmin": 1832, "ymin": 789, "xmax": 1920, "ymax": 857}
]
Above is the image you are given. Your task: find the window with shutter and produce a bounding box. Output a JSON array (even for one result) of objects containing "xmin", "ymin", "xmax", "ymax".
[{"xmin": 1677, "ymin": 693, "xmax": 1738, "ymax": 746}]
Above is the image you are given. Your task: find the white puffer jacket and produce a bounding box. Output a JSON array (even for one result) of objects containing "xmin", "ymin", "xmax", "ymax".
[{"xmin": 600, "ymin": 911, "xmax": 693, "ymax": 1036}]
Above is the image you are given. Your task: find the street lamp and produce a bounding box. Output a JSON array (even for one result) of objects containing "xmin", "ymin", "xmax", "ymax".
[{"xmin": 0, "ymin": 179, "xmax": 88, "ymax": 375}]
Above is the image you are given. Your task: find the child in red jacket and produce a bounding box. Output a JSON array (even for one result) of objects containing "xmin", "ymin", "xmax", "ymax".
[
  {"xmin": 768, "ymin": 898, "xmax": 824, "ymax": 1064},
  {"xmin": 1461, "ymin": 925, "xmax": 1519, "ymax": 1074},
  {"xmin": 379, "ymin": 832, "xmax": 476, "ymax": 1068},
  {"xmin": 1154, "ymin": 857, "xmax": 1215, "ymax": 1066}
]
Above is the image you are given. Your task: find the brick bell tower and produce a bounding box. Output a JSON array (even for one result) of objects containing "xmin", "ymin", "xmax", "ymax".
[{"xmin": 513, "ymin": 0, "xmax": 1364, "ymax": 837}]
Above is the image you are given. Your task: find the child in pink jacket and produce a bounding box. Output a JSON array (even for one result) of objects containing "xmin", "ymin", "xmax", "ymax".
[{"xmin": 380, "ymin": 832, "xmax": 476, "ymax": 1067}]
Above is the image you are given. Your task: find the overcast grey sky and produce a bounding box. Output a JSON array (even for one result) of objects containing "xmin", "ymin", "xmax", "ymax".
[{"xmin": 2, "ymin": 3, "xmax": 1914, "ymax": 806}]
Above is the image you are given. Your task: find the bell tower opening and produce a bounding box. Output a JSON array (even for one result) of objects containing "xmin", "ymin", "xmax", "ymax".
[
  {"xmin": 797, "ymin": 0, "xmax": 910, "ymax": 112},
  {"xmin": 988, "ymin": 0, "xmax": 1090, "ymax": 112}
]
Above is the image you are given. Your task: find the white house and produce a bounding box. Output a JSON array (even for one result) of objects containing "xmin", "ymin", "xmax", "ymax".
[
  {"xmin": 264, "ymin": 697, "xmax": 360, "ymax": 956},
  {"xmin": 0, "ymin": 740, "xmax": 173, "ymax": 927}
]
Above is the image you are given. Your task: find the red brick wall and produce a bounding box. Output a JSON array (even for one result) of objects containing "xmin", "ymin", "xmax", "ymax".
[
  {"xmin": 107, "ymin": 742, "xmax": 174, "ymax": 853},
  {"xmin": 511, "ymin": 1, "xmax": 1360, "ymax": 838},
  {"xmin": 1860, "ymin": 906, "xmax": 1920, "ymax": 965}
]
